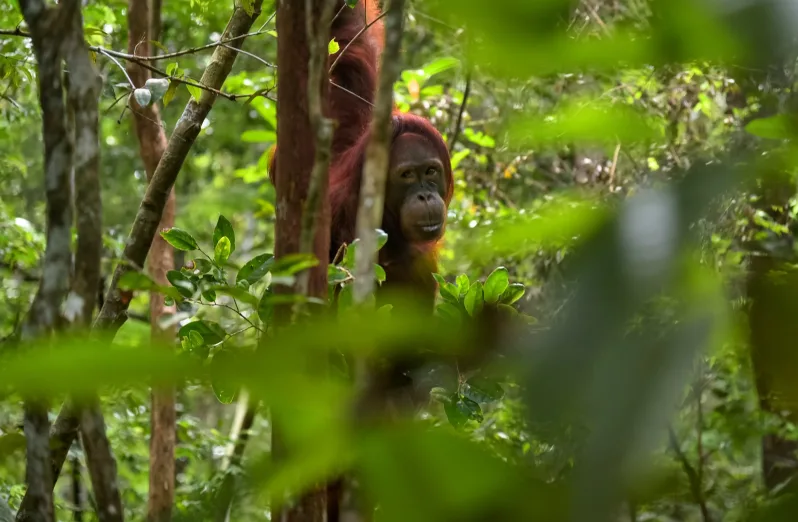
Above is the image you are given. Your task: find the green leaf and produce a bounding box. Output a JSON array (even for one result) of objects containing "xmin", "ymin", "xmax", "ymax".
[
  {"xmin": 374, "ymin": 264, "xmax": 386, "ymax": 284},
  {"xmin": 160, "ymin": 228, "xmax": 198, "ymax": 251},
  {"xmin": 500, "ymin": 283, "xmax": 525, "ymax": 305},
  {"xmin": 193, "ymin": 258, "xmax": 213, "ymax": 274},
  {"xmin": 271, "ymin": 253, "xmax": 319, "ymax": 276},
  {"xmin": 241, "ymin": 129, "xmax": 276, "ymax": 143},
  {"xmin": 211, "ymin": 349, "xmax": 238, "ymax": 404},
  {"xmin": 435, "ymin": 302, "xmax": 462, "ymax": 323},
  {"xmin": 214, "ymin": 236, "xmax": 232, "ymax": 265},
  {"xmin": 328, "ymin": 265, "xmax": 350, "ymax": 285},
  {"xmin": 440, "ymin": 282, "xmax": 460, "ymax": 303},
  {"xmin": 166, "ymin": 270, "xmax": 195, "ymax": 298},
  {"xmin": 117, "ymin": 271, "xmax": 157, "ymax": 291},
  {"xmin": 213, "ymin": 215, "xmax": 236, "ymax": 255},
  {"xmin": 744, "ymin": 113, "xmax": 795, "ymax": 140},
  {"xmin": 345, "ymin": 0, "xmax": 358, "ymax": 7},
  {"xmin": 186, "ymin": 83, "xmax": 201, "ymax": 102},
  {"xmin": 376, "ymin": 229, "xmax": 388, "ymax": 250},
  {"xmin": 258, "ymin": 291, "xmax": 326, "ymax": 324},
  {"xmin": 432, "ymin": 273, "xmax": 446, "ymax": 286},
  {"xmin": 420, "ymin": 56, "xmax": 460, "ymax": 81},
  {"xmin": 202, "ymin": 288, "xmax": 217, "ymax": 302},
  {"xmin": 483, "ymin": 267, "xmax": 509, "ymax": 304},
  {"xmin": 342, "ymin": 239, "xmax": 358, "ymax": 268},
  {"xmin": 237, "ymin": 253, "xmax": 274, "ymax": 285},
  {"xmin": 209, "ymin": 285, "xmax": 259, "ymax": 307},
  {"xmin": 163, "ymin": 80, "xmax": 179, "ymax": 107},
  {"xmin": 328, "ymin": 37, "xmax": 340, "ymax": 55},
  {"xmin": 166, "ymin": 62, "xmax": 180, "ymax": 76},
  {"xmin": 444, "ymin": 395, "xmax": 482, "ymax": 428},
  {"xmin": 188, "ymin": 330, "xmax": 204, "ymax": 350},
  {"xmin": 463, "ymin": 376, "xmax": 504, "ymax": 403},
  {"xmin": 464, "ymin": 282, "xmax": 484, "ymax": 317},
  {"xmin": 455, "ymin": 274, "xmax": 470, "ymax": 296},
  {"xmin": 178, "ymin": 320, "xmax": 226, "ymax": 346}
]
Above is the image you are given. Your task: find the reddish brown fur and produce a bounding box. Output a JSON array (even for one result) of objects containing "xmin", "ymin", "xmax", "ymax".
[{"xmin": 270, "ymin": 0, "xmax": 454, "ymax": 306}]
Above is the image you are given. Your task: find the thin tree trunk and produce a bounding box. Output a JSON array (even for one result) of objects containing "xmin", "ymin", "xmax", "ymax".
[
  {"xmin": 15, "ymin": 1, "xmax": 75, "ymax": 520},
  {"xmin": 126, "ymin": 0, "xmax": 177, "ymax": 520},
  {"xmin": 272, "ymin": 1, "xmax": 334, "ymax": 521}
]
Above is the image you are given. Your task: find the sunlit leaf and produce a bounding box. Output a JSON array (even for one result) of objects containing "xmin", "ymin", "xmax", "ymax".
[
  {"xmin": 213, "ymin": 215, "xmax": 236, "ymax": 254},
  {"xmin": 483, "ymin": 267, "xmax": 509, "ymax": 304},
  {"xmin": 160, "ymin": 227, "xmax": 198, "ymax": 251},
  {"xmin": 464, "ymin": 282, "xmax": 484, "ymax": 317},
  {"xmin": 215, "ymin": 236, "xmax": 232, "ymax": 265},
  {"xmin": 500, "ymin": 283, "xmax": 525, "ymax": 305}
]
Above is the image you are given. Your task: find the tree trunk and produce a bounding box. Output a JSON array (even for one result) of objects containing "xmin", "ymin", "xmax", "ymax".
[
  {"xmin": 272, "ymin": 1, "xmax": 333, "ymax": 521},
  {"xmin": 126, "ymin": 0, "xmax": 177, "ymax": 520}
]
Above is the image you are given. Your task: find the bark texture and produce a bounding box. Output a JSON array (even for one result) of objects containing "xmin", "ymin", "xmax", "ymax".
[
  {"xmin": 272, "ymin": 1, "xmax": 334, "ymax": 521},
  {"xmin": 126, "ymin": 0, "xmax": 177, "ymax": 519}
]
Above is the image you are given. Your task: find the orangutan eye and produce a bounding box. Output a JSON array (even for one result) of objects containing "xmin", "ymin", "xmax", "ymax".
[
  {"xmin": 401, "ymin": 170, "xmax": 413, "ymax": 179},
  {"xmin": 425, "ymin": 167, "xmax": 438, "ymax": 177}
]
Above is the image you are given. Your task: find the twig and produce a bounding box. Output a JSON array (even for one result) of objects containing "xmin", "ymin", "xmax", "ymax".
[
  {"xmin": 95, "ymin": 47, "xmax": 136, "ymax": 90},
  {"xmin": 448, "ymin": 70, "xmax": 471, "ymax": 153},
  {"xmin": 330, "ymin": 80, "xmax": 375, "ymax": 107},
  {"xmin": 353, "ymin": 0, "xmax": 405, "ymax": 301},
  {"xmin": 668, "ymin": 426, "xmax": 712, "ymax": 522},
  {"xmin": 347, "ymin": 5, "xmax": 407, "ymax": 519},
  {"xmin": 220, "ymin": 43, "xmax": 276, "ymax": 68}
]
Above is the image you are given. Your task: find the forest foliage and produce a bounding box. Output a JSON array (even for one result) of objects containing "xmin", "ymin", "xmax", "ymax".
[{"xmin": 3, "ymin": 0, "xmax": 798, "ymax": 521}]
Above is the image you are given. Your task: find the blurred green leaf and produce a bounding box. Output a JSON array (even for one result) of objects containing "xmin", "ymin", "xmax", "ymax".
[
  {"xmin": 211, "ymin": 349, "xmax": 238, "ymax": 404},
  {"xmin": 117, "ymin": 271, "xmax": 157, "ymax": 291},
  {"xmin": 178, "ymin": 320, "xmax": 226, "ymax": 347},
  {"xmin": 745, "ymin": 114, "xmax": 795, "ymax": 140},
  {"xmin": 272, "ymin": 253, "xmax": 319, "ymax": 276}
]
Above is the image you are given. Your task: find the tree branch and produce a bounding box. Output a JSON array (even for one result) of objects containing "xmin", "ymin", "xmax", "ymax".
[{"xmin": 447, "ymin": 70, "xmax": 471, "ymax": 153}]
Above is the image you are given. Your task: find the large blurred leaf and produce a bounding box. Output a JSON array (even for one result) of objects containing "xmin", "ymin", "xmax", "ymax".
[
  {"xmin": 357, "ymin": 424, "xmax": 567, "ymax": 522},
  {"xmin": 517, "ymin": 156, "xmax": 747, "ymax": 521}
]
